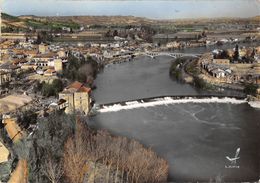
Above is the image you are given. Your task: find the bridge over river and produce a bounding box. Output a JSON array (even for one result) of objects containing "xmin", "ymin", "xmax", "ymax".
[{"xmin": 141, "ymin": 52, "xmax": 201, "ymax": 58}]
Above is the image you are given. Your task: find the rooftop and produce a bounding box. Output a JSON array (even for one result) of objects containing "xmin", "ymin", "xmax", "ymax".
[{"xmin": 62, "ymin": 81, "xmax": 91, "ymax": 94}]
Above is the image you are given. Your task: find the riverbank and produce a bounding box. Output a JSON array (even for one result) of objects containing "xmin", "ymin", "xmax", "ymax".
[
  {"xmin": 247, "ymin": 95, "xmax": 260, "ymax": 109},
  {"xmin": 168, "ymin": 57, "xmax": 260, "ymax": 110},
  {"xmin": 180, "ymin": 58, "xmax": 260, "ymax": 109}
]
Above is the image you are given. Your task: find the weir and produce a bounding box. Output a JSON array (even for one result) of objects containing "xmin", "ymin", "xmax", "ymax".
[{"xmin": 95, "ymin": 95, "xmax": 247, "ymax": 113}]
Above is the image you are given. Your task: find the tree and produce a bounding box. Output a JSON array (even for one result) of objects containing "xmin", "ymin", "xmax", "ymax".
[
  {"xmin": 52, "ymin": 79, "xmax": 64, "ymax": 94},
  {"xmin": 63, "ymin": 55, "xmax": 100, "ymax": 87},
  {"xmin": 78, "ymin": 64, "xmax": 94, "ymax": 85},
  {"xmin": 29, "ymin": 114, "xmax": 169, "ymax": 183},
  {"xmin": 42, "ymin": 156, "xmax": 64, "ymax": 183},
  {"xmin": 244, "ymin": 83, "xmax": 258, "ymax": 96},
  {"xmin": 219, "ymin": 50, "xmax": 229, "ymax": 59},
  {"xmin": 63, "ymin": 118, "xmax": 89, "ymax": 183},
  {"xmin": 33, "ymin": 80, "xmax": 44, "ymax": 93},
  {"xmin": 113, "ymin": 30, "xmax": 119, "ymax": 37},
  {"xmin": 41, "ymin": 79, "xmax": 64, "ymax": 97},
  {"xmin": 17, "ymin": 110, "xmax": 37, "ymax": 129},
  {"xmin": 193, "ymin": 76, "xmax": 207, "ymax": 89},
  {"xmin": 63, "ymin": 118, "xmax": 169, "ymax": 183},
  {"xmin": 28, "ymin": 113, "xmax": 75, "ymax": 183},
  {"xmin": 233, "ymin": 44, "xmax": 239, "ymax": 61},
  {"xmin": 251, "ymin": 48, "xmax": 256, "ymax": 59},
  {"xmin": 35, "ymin": 31, "xmax": 53, "ymax": 44}
]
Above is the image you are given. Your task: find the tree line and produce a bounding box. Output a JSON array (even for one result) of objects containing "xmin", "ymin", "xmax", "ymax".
[
  {"xmin": 64, "ymin": 117, "xmax": 168, "ymax": 183},
  {"xmin": 16, "ymin": 113, "xmax": 168, "ymax": 183},
  {"xmin": 62, "ymin": 54, "xmax": 102, "ymax": 88}
]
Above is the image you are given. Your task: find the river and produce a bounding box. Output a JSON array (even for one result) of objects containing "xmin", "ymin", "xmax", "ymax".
[{"xmin": 88, "ymin": 43, "xmax": 260, "ymax": 182}]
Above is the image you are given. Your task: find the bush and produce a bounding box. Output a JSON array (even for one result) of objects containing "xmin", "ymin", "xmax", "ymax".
[
  {"xmin": 17, "ymin": 110, "xmax": 37, "ymax": 129},
  {"xmin": 193, "ymin": 76, "xmax": 207, "ymax": 89},
  {"xmin": 41, "ymin": 79, "xmax": 64, "ymax": 97},
  {"xmin": 169, "ymin": 58, "xmax": 186, "ymax": 81},
  {"xmin": 244, "ymin": 83, "xmax": 258, "ymax": 96},
  {"xmin": 63, "ymin": 55, "xmax": 100, "ymax": 86},
  {"xmin": 28, "ymin": 113, "xmax": 75, "ymax": 183}
]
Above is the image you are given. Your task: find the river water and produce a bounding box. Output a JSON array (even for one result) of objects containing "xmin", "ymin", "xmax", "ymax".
[{"xmin": 89, "ymin": 43, "xmax": 260, "ymax": 182}]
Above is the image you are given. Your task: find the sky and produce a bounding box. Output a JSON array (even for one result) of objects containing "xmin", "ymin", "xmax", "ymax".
[{"xmin": 1, "ymin": 0, "xmax": 260, "ymax": 19}]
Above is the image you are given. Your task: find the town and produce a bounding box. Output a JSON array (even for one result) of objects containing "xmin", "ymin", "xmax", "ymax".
[{"xmin": 0, "ymin": 5, "xmax": 260, "ymax": 183}]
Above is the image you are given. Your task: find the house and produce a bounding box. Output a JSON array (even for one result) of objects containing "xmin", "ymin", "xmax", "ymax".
[
  {"xmin": 44, "ymin": 68, "xmax": 56, "ymax": 76},
  {"xmin": 0, "ymin": 71, "xmax": 11, "ymax": 86},
  {"xmin": 38, "ymin": 43, "xmax": 49, "ymax": 54},
  {"xmin": 166, "ymin": 41, "xmax": 180, "ymax": 49},
  {"xmin": 62, "ymin": 27, "xmax": 71, "ymax": 32},
  {"xmin": 36, "ymin": 68, "xmax": 44, "ymax": 75},
  {"xmin": 33, "ymin": 53, "xmax": 57, "ymax": 62},
  {"xmin": 57, "ymin": 50, "xmax": 67, "ymax": 58},
  {"xmin": 103, "ymin": 51, "xmax": 113, "ymax": 59},
  {"xmin": 0, "ymin": 63, "xmax": 20, "ymax": 73},
  {"xmin": 211, "ymin": 68, "xmax": 226, "ymax": 78},
  {"xmin": 57, "ymin": 99, "xmax": 67, "ymax": 110},
  {"xmin": 35, "ymin": 61, "xmax": 48, "ymax": 67},
  {"xmin": 21, "ymin": 64, "xmax": 38, "ymax": 70},
  {"xmin": 59, "ymin": 81, "xmax": 91, "ymax": 114},
  {"xmin": 24, "ymin": 50, "xmax": 38, "ymax": 60},
  {"xmin": 54, "ymin": 59, "xmax": 63, "ymax": 73}
]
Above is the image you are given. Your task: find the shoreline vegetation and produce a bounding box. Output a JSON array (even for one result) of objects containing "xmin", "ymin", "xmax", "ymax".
[
  {"xmin": 15, "ymin": 113, "xmax": 169, "ymax": 183},
  {"xmin": 170, "ymin": 58, "xmax": 246, "ymax": 94},
  {"xmin": 169, "ymin": 58, "xmax": 213, "ymax": 90},
  {"xmin": 169, "ymin": 58, "xmax": 260, "ymax": 108}
]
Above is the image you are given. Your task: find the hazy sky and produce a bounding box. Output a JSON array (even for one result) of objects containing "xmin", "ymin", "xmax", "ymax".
[{"xmin": 2, "ymin": 0, "xmax": 260, "ymax": 19}]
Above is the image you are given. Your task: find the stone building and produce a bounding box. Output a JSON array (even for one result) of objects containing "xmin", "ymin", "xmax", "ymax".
[
  {"xmin": 59, "ymin": 81, "xmax": 91, "ymax": 114},
  {"xmin": 54, "ymin": 59, "xmax": 63, "ymax": 73},
  {"xmin": 38, "ymin": 43, "xmax": 49, "ymax": 54}
]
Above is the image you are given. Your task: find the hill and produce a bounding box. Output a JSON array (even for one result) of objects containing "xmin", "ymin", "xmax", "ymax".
[
  {"xmin": 1, "ymin": 12, "xmax": 260, "ymax": 32},
  {"xmin": 19, "ymin": 15, "xmax": 157, "ymax": 26},
  {"xmin": 1, "ymin": 13, "xmax": 27, "ymax": 30},
  {"xmin": 1, "ymin": 13, "xmax": 81, "ymax": 32}
]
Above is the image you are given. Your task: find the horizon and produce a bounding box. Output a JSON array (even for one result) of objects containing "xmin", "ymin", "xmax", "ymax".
[
  {"xmin": 1, "ymin": 0, "xmax": 260, "ymax": 20},
  {"xmin": 3, "ymin": 11, "xmax": 260, "ymax": 21}
]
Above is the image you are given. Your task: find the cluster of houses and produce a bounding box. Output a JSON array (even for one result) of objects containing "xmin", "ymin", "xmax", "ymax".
[
  {"xmin": 0, "ymin": 41, "xmax": 68, "ymax": 81},
  {"xmin": 200, "ymin": 47, "xmax": 260, "ymax": 85},
  {"xmin": 201, "ymin": 58, "xmax": 232, "ymax": 78}
]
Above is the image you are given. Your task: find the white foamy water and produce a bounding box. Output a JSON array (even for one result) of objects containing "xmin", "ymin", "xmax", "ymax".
[
  {"xmin": 98, "ymin": 97, "xmax": 247, "ymax": 113},
  {"xmin": 248, "ymin": 101, "xmax": 260, "ymax": 109}
]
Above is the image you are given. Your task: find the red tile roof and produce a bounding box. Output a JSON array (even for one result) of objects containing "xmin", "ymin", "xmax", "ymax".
[{"xmin": 65, "ymin": 81, "xmax": 91, "ymax": 93}]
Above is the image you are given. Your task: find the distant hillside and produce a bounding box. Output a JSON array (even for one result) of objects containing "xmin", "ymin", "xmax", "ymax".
[
  {"xmin": 18, "ymin": 15, "xmax": 158, "ymax": 27},
  {"xmin": 1, "ymin": 13, "xmax": 81, "ymax": 32},
  {"xmin": 18, "ymin": 14, "xmax": 260, "ymax": 27},
  {"xmin": 2, "ymin": 13, "xmax": 20, "ymax": 22},
  {"xmin": 1, "ymin": 12, "xmax": 260, "ymax": 32}
]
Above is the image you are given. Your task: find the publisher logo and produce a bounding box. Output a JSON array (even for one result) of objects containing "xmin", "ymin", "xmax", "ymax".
[{"xmin": 225, "ymin": 148, "xmax": 240, "ymax": 169}]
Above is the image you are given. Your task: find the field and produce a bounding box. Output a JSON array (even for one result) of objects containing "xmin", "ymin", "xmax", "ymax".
[{"xmin": 0, "ymin": 95, "xmax": 32, "ymax": 114}]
